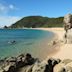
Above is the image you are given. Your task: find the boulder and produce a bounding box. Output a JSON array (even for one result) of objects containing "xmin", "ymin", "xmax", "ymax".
[
  {"xmin": 63, "ymin": 14, "xmax": 72, "ymax": 43},
  {"xmin": 32, "ymin": 58, "xmax": 61, "ymax": 72},
  {"xmin": 66, "ymin": 29, "xmax": 72, "ymax": 43},
  {"xmin": 54, "ymin": 59, "xmax": 72, "ymax": 72},
  {"xmin": 5, "ymin": 57, "xmax": 17, "ymax": 62},
  {"xmin": 16, "ymin": 53, "xmax": 36, "ymax": 68},
  {"xmin": 23, "ymin": 53, "xmax": 35, "ymax": 65},
  {"xmin": 63, "ymin": 14, "xmax": 72, "ymax": 32},
  {"xmin": 32, "ymin": 61, "xmax": 46, "ymax": 72},
  {"xmin": 0, "ymin": 54, "xmax": 61, "ymax": 72}
]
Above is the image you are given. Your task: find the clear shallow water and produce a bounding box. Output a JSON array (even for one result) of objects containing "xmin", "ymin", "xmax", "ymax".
[{"xmin": 0, "ymin": 29, "xmax": 54, "ymax": 59}]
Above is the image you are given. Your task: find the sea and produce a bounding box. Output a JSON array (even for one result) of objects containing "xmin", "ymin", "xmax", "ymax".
[{"xmin": 0, "ymin": 29, "xmax": 55, "ymax": 59}]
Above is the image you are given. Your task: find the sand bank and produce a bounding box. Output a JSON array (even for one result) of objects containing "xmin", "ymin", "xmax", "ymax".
[
  {"xmin": 33, "ymin": 28, "xmax": 72, "ymax": 60},
  {"xmin": 48, "ymin": 28, "xmax": 72, "ymax": 60}
]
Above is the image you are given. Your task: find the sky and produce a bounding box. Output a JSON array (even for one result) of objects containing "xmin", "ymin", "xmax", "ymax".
[{"xmin": 0, "ymin": 0, "xmax": 72, "ymax": 27}]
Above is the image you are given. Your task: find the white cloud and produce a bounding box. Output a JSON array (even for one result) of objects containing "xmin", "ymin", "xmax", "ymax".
[
  {"xmin": 9, "ymin": 4, "xmax": 15, "ymax": 9},
  {"xmin": 0, "ymin": 4, "xmax": 8, "ymax": 14},
  {"xmin": 0, "ymin": 3, "xmax": 17, "ymax": 15},
  {"xmin": 0, "ymin": 4, "xmax": 5, "ymax": 10},
  {"xmin": 9, "ymin": 4, "xmax": 17, "ymax": 10},
  {"xmin": 0, "ymin": 16, "xmax": 21, "ymax": 27},
  {"xmin": 0, "ymin": 1, "xmax": 20, "ymax": 28}
]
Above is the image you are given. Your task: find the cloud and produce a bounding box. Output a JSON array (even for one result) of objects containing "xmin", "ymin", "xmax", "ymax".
[
  {"xmin": 0, "ymin": 4, "xmax": 8, "ymax": 14},
  {"xmin": 0, "ymin": 3, "xmax": 17, "ymax": 15},
  {"xmin": 0, "ymin": 1, "xmax": 20, "ymax": 28},
  {"xmin": 0, "ymin": 16, "xmax": 21, "ymax": 27},
  {"xmin": 9, "ymin": 4, "xmax": 15, "ymax": 10}
]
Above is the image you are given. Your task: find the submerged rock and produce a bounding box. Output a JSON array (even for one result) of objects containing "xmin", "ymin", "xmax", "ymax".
[{"xmin": 8, "ymin": 40, "xmax": 16, "ymax": 44}]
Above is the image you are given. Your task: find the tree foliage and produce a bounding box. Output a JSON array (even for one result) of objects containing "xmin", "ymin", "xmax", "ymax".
[{"xmin": 9, "ymin": 16, "xmax": 64, "ymax": 28}]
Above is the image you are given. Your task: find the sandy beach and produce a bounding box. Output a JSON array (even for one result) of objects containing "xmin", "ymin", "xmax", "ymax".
[{"xmin": 34, "ymin": 28, "xmax": 72, "ymax": 60}]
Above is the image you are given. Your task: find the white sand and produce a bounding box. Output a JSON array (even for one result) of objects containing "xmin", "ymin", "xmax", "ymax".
[{"xmin": 33, "ymin": 28, "xmax": 72, "ymax": 60}]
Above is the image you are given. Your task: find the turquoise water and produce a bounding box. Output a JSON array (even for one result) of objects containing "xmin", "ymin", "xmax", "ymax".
[{"xmin": 0, "ymin": 29, "xmax": 54, "ymax": 59}]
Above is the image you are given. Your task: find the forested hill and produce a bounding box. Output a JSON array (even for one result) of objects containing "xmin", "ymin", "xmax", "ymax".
[{"xmin": 9, "ymin": 16, "xmax": 64, "ymax": 28}]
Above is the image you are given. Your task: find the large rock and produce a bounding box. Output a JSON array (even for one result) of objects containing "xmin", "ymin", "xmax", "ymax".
[
  {"xmin": 0, "ymin": 53, "xmax": 37, "ymax": 72},
  {"xmin": 66, "ymin": 29, "xmax": 72, "ymax": 43},
  {"xmin": 32, "ymin": 60, "xmax": 47, "ymax": 72},
  {"xmin": 63, "ymin": 29, "xmax": 72, "ymax": 43},
  {"xmin": 16, "ymin": 53, "xmax": 36, "ymax": 68},
  {"xmin": 54, "ymin": 59, "xmax": 72, "ymax": 72},
  {"xmin": 63, "ymin": 14, "xmax": 72, "ymax": 32},
  {"xmin": 32, "ymin": 58, "xmax": 60, "ymax": 72},
  {"xmin": 0, "ymin": 54, "xmax": 61, "ymax": 72},
  {"xmin": 63, "ymin": 14, "xmax": 72, "ymax": 43}
]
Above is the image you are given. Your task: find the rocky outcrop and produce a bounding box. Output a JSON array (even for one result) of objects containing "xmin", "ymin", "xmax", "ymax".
[
  {"xmin": 63, "ymin": 14, "xmax": 72, "ymax": 43},
  {"xmin": 54, "ymin": 59, "xmax": 72, "ymax": 72},
  {"xmin": 32, "ymin": 58, "xmax": 61, "ymax": 72},
  {"xmin": 0, "ymin": 53, "xmax": 61, "ymax": 72},
  {"xmin": 63, "ymin": 14, "xmax": 72, "ymax": 32},
  {"xmin": 0, "ymin": 53, "xmax": 36, "ymax": 72},
  {"xmin": 65, "ymin": 29, "xmax": 72, "ymax": 43},
  {"xmin": 1, "ymin": 53, "xmax": 72, "ymax": 72}
]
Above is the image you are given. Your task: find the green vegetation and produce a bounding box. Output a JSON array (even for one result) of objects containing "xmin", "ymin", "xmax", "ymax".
[{"xmin": 9, "ymin": 16, "xmax": 64, "ymax": 28}]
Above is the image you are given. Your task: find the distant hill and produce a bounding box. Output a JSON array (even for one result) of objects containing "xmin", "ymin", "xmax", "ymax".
[{"xmin": 9, "ymin": 16, "xmax": 64, "ymax": 28}]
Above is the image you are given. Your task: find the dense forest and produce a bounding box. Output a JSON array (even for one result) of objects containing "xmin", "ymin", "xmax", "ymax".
[{"xmin": 9, "ymin": 16, "xmax": 64, "ymax": 28}]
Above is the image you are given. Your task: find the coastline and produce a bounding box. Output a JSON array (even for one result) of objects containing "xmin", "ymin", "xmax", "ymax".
[
  {"xmin": 32, "ymin": 28, "xmax": 67, "ymax": 60},
  {"xmin": 26, "ymin": 28, "xmax": 63, "ymax": 60},
  {"xmin": 1, "ymin": 27, "xmax": 72, "ymax": 60},
  {"xmin": 35, "ymin": 28, "xmax": 72, "ymax": 60},
  {"xmin": 1, "ymin": 27, "xmax": 72, "ymax": 72},
  {"xmin": 0, "ymin": 28, "xmax": 60, "ymax": 60}
]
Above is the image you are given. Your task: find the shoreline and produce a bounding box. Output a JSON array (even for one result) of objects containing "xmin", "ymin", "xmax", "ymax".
[
  {"xmin": 32, "ymin": 28, "xmax": 64, "ymax": 59},
  {"xmin": 1, "ymin": 27, "xmax": 72, "ymax": 72},
  {"xmin": 25, "ymin": 28, "xmax": 63, "ymax": 60},
  {"xmin": 37, "ymin": 28, "xmax": 72, "ymax": 60},
  {"xmin": 0, "ymin": 28, "xmax": 60, "ymax": 60},
  {"xmin": 1, "ymin": 27, "xmax": 72, "ymax": 60}
]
